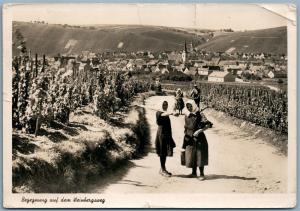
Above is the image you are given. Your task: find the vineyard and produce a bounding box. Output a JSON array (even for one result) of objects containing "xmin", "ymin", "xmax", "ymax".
[
  {"xmin": 12, "ymin": 53, "xmax": 150, "ymax": 135},
  {"xmin": 12, "ymin": 48, "xmax": 153, "ymax": 192},
  {"xmin": 162, "ymin": 82, "xmax": 288, "ymax": 134},
  {"xmin": 11, "ymin": 33, "xmax": 155, "ymax": 192}
]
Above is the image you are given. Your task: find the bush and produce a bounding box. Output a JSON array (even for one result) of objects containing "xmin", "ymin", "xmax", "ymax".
[
  {"xmin": 161, "ymin": 71, "xmax": 193, "ymax": 81},
  {"xmin": 93, "ymin": 73, "xmax": 150, "ymax": 120}
]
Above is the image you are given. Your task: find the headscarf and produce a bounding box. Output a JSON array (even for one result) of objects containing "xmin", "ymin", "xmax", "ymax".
[
  {"xmin": 161, "ymin": 100, "xmax": 168, "ymax": 111},
  {"xmin": 185, "ymin": 99, "xmax": 199, "ymax": 116},
  {"xmin": 176, "ymin": 88, "xmax": 182, "ymax": 98}
]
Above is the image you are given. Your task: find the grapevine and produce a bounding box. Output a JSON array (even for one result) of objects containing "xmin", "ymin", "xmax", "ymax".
[{"xmin": 12, "ymin": 51, "xmax": 150, "ymax": 134}]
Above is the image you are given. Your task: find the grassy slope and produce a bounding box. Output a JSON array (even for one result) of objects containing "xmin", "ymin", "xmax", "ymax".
[
  {"xmin": 13, "ymin": 22, "xmax": 287, "ymax": 55},
  {"xmin": 13, "ymin": 22, "xmax": 205, "ymax": 56},
  {"xmin": 12, "ymin": 92, "xmax": 153, "ymax": 193},
  {"xmin": 197, "ymin": 27, "xmax": 287, "ymax": 54}
]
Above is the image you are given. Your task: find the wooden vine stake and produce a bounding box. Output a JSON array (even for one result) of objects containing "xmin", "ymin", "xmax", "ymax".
[
  {"xmin": 35, "ymin": 53, "xmax": 38, "ymax": 77},
  {"xmin": 42, "ymin": 54, "xmax": 45, "ymax": 72},
  {"xmin": 34, "ymin": 116, "xmax": 40, "ymax": 137}
]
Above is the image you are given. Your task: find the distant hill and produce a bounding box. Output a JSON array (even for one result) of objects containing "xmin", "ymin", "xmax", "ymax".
[
  {"xmin": 197, "ymin": 27, "xmax": 287, "ymax": 54},
  {"xmin": 12, "ymin": 22, "xmax": 206, "ymax": 56}
]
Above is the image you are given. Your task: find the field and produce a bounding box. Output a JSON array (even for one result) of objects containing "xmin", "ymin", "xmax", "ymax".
[
  {"xmin": 13, "ymin": 22, "xmax": 206, "ymax": 56},
  {"xmin": 161, "ymin": 79, "xmax": 287, "ymax": 91},
  {"xmin": 260, "ymin": 78, "xmax": 288, "ymax": 92},
  {"xmin": 13, "ymin": 22, "xmax": 287, "ymax": 56},
  {"xmin": 197, "ymin": 26, "xmax": 287, "ymax": 54}
]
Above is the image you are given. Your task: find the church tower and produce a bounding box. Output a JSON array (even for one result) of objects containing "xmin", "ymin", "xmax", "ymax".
[{"xmin": 182, "ymin": 40, "xmax": 187, "ymax": 63}]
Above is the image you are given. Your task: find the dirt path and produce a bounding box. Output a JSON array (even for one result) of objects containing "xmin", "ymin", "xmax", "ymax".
[{"xmin": 89, "ymin": 96, "xmax": 287, "ymax": 193}]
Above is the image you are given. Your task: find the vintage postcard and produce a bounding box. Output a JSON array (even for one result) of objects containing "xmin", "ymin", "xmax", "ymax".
[{"xmin": 2, "ymin": 3, "xmax": 297, "ymax": 208}]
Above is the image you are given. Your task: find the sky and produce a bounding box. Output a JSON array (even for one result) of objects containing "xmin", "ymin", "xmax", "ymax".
[{"xmin": 7, "ymin": 3, "xmax": 290, "ymax": 31}]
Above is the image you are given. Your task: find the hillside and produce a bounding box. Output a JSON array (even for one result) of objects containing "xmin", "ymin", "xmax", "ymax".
[
  {"xmin": 197, "ymin": 26, "xmax": 287, "ymax": 54},
  {"xmin": 12, "ymin": 22, "xmax": 206, "ymax": 56}
]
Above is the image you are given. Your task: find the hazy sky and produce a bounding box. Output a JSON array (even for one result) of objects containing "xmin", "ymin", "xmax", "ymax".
[{"xmin": 8, "ymin": 3, "xmax": 290, "ymax": 30}]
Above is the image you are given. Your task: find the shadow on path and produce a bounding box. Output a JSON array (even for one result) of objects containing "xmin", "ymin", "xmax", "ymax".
[
  {"xmin": 205, "ymin": 174, "xmax": 257, "ymax": 180},
  {"xmin": 116, "ymin": 179, "xmax": 157, "ymax": 188},
  {"xmin": 173, "ymin": 174, "xmax": 256, "ymax": 181},
  {"xmin": 85, "ymin": 159, "xmax": 155, "ymax": 192}
]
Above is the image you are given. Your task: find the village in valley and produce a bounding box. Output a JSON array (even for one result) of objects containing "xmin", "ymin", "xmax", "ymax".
[{"xmin": 47, "ymin": 41, "xmax": 287, "ymax": 88}]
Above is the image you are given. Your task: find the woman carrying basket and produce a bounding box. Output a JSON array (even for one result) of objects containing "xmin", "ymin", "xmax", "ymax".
[{"xmin": 182, "ymin": 100, "xmax": 213, "ymax": 180}]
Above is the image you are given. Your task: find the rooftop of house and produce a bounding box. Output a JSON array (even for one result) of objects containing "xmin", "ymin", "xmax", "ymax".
[
  {"xmin": 209, "ymin": 71, "xmax": 231, "ymax": 78},
  {"xmin": 227, "ymin": 65, "xmax": 242, "ymax": 70},
  {"xmin": 208, "ymin": 65, "xmax": 221, "ymax": 71},
  {"xmin": 218, "ymin": 60, "xmax": 237, "ymax": 66}
]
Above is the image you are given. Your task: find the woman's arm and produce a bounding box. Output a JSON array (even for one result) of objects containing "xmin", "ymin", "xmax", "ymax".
[
  {"xmin": 193, "ymin": 112, "xmax": 212, "ymax": 136},
  {"xmin": 161, "ymin": 111, "xmax": 174, "ymax": 116},
  {"xmin": 156, "ymin": 111, "xmax": 163, "ymax": 125},
  {"xmin": 200, "ymin": 112, "xmax": 208, "ymax": 122},
  {"xmin": 193, "ymin": 125, "xmax": 210, "ymax": 137}
]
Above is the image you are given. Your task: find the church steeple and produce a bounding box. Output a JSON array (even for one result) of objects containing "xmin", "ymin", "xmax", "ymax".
[{"xmin": 182, "ymin": 40, "xmax": 187, "ymax": 63}]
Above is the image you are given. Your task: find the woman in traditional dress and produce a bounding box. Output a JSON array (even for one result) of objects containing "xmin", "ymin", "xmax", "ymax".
[
  {"xmin": 190, "ymin": 84, "xmax": 201, "ymax": 108},
  {"xmin": 182, "ymin": 100, "xmax": 213, "ymax": 180},
  {"xmin": 155, "ymin": 101, "xmax": 176, "ymax": 177},
  {"xmin": 175, "ymin": 88, "xmax": 184, "ymax": 115}
]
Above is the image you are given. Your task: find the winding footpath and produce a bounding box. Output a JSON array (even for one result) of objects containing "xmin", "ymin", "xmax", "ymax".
[{"xmin": 89, "ymin": 96, "xmax": 287, "ymax": 194}]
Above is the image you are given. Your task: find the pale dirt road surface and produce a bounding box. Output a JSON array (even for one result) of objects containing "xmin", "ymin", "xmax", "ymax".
[{"xmin": 89, "ymin": 96, "xmax": 287, "ymax": 194}]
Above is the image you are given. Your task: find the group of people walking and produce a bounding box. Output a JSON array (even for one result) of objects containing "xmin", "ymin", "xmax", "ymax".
[
  {"xmin": 155, "ymin": 85, "xmax": 213, "ymax": 180},
  {"xmin": 175, "ymin": 84, "xmax": 201, "ymax": 114}
]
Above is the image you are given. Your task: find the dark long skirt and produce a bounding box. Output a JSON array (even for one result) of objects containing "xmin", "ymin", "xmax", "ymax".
[
  {"xmin": 175, "ymin": 98, "xmax": 184, "ymax": 110},
  {"xmin": 194, "ymin": 98, "xmax": 200, "ymax": 108},
  {"xmin": 155, "ymin": 128, "xmax": 175, "ymax": 157},
  {"xmin": 183, "ymin": 132, "xmax": 208, "ymax": 167},
  {"xmin": 155, "ymin": 111, "xmax": 176, "ymax": 157}
]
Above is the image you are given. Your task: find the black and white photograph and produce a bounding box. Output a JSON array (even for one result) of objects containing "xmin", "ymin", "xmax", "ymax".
[{"xmin": 3, "ymin": 3, "xmax": 297, "ymax": 208}]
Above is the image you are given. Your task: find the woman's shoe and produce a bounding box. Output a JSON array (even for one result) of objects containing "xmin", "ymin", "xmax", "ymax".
[
  {"xmin": 161, "ymin": 170, "xmax": 171, "ymax": 177},
  {"xmin": 165, "ymin": 170, "xmax": 172, "ymax": 176},
  {"xmin": 187, "ymin": 173, "xmax": 197, "ymax": 178},
  {"xmin": 198, "ymin": 175, "xmax": 206, "ymax": 181},
  {"xmin": 160, "ymin": 169, "xmax": 171, "ymax": 177}
]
